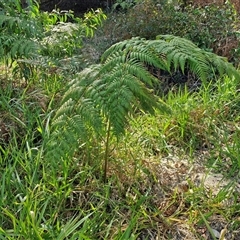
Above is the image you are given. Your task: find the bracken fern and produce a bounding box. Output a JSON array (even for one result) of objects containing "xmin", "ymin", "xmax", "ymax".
[{"xmin": 47, "ymin": 35, "xmax": 239, "ymax": 181}]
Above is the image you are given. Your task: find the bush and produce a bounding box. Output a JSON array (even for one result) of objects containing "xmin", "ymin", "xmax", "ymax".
[
  {"xmin": 0, "ymin": 0, "xmax": 106, "ymax": 79},
  {"xmin": 110, "ymin": 0, "xmax": 239, "ymax": 64}
]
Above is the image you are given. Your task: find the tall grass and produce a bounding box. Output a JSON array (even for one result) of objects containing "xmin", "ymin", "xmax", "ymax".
[{"xmin": 1, "ymin": 73, "xmax": 240, "ymax": 238}]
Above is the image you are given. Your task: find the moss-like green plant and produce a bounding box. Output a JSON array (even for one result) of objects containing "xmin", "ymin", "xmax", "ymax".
[{"xmin": 47, "ymin": 35, "xmax": 239, "ymax": 182}]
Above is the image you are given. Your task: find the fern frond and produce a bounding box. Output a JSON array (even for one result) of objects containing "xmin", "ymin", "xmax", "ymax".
[
  {"xmin": 48, "ymin": 35, "xmax": 239, "ymax": 164},
  {"xmin": 156, "ymin": 35, "xmax": 240, "ymax": 81},
  {"xmin": 0, "ymin": 36, "xmax": 37, "ymax": 65}
]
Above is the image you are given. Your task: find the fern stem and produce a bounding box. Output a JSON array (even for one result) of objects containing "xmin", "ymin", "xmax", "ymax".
[{"xmin": 103, "ymin": 119, "xmax": 111, "ymax": 183}]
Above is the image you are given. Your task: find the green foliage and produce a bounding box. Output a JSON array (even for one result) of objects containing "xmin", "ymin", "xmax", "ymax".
[
  {"xmin": 112, "ymin": 0, "xmax": 239, "ymax": 63},
  {"xmin": 1, "ymin": 72, "xmax": 240, "ymax": 238},
  {"xmin": 41, "ymin": 9, "xmax": 107, "ymax": 58},
  {"xmin": 0, "ymin": 86, "xmax": 97, "ymax": 239},
  {"xmin": 0, "ymin": 0, "xmax": 106, "ymax": 79},
  {"xmin": 185, "ymin": 3, "xmax": 238, "ymax": 51},
  {"xmin": 0, "ymin": 0, "xmax": 40, "ymax": 66},
  {"xmin": 155, "ymin": 35, "xmax": 239, "ymax": 80},
  {"xmin": 1, "ymin": 2, "xmax": 240, "ymax": 238},
  {"xmin": 112, "ymin": 0, "xmax": 139, "ymax": 11},
  {"xmin": 47, "ymin": 35, "xmax": 239, "ymax": 181}
]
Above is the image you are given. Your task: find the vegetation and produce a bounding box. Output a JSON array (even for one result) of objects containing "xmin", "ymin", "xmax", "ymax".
[
  {"xmin": 1, "ymin": 0, "xmax": 240, "ymax": 239},
  {"xmin": 101, "ymin": 0, "xmax": 240, "ymax": 65}
]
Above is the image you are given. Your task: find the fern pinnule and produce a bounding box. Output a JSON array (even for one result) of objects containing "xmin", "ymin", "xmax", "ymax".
[
  {"xmin": 62, "ymin": 65, "xmax": 100, "ymax": 102},
  {"xmin": 101, "ymin": 37, "xmax": 142, "ymax": 61},
  {"xmin": 53, "ymin": 98, "xmax": 76, "ymax": 121},
  {"xmin": 102, "ymin": 38, "xmax": 169, "ymax": 72},
  {"xmin": 47, "ymin": 115, "xmax": 87, "ymax": 161},
  {"xmin": 48, "ymin": 97, "xmax": 103, "ymax": 162},
  {"xmin": 122, "ymin": 60, "xmax": 157, "ymax": 86},
  {"xmin": 128, "ymin": 41, "xmax": 166, "ymax": 68}
]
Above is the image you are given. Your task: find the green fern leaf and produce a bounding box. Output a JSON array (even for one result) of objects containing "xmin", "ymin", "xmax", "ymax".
[
  {"xmin": 156, "ymin": 34, "xmax": 240, "ymax": 81},
  {"xmin": 47, "ymin": 34, "xmax": 239, "ymax": 165}
]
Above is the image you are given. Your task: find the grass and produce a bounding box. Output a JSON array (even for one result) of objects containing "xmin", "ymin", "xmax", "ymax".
[
  {"xmin": 1, "ymin": 69, "xmax": 240, "ymax": 239},
  {"xmin": 0, "ymin": 7, "xmax": 240, "ymax": 237}
]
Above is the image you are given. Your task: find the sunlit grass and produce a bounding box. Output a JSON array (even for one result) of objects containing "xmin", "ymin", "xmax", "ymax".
[{"xmin": 1, "ymin": 70, "xmax": 240, "ymax": 239}]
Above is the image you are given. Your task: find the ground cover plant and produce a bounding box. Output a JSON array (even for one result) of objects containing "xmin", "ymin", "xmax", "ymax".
[{"xmin": 1, "ymin": 0, "xmax": 240, "ymax": 239}]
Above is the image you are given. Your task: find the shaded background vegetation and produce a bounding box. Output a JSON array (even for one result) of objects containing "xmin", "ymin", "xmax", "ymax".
[
  {"xmin": 38, "ymin": 0, "xmax": 107, "ymax": 12},
  {"xmin": 37, "ymin": 0, "xmax": 240, "ymax": 14}
]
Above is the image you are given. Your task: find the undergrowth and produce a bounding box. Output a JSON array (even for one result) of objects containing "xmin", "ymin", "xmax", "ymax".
[
  {"xmin": 0, "ymin": 0, "xmax": 240, "ymax": 239},
  {"xmin": 1, "ymin": 72, "xmax": 240, "ymax": 239}
]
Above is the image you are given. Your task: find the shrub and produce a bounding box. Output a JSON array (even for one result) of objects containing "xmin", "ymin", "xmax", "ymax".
[
  {"xmin": 110, "ymin": 0, "xmax": 239, "ymax": 63},
  {"xmin": 0, "ymin": 0, "xmax": 41, "ymax": 67},
  {"xmin": 0, "ymin": 0, "xmax": 106, "ymax": 79}
]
